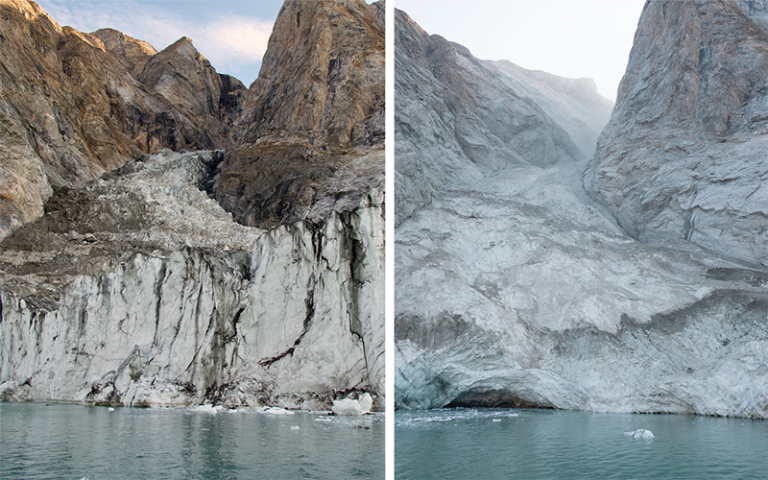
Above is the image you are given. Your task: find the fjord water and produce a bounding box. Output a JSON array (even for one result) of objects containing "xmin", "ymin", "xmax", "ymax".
[
  {"xmin": 396, "ymin": 408, "xmax": 767, "ymax": 480},
  {"xmin": 0, "ymin": 403, "xmax": 383, "ymax": 479}
]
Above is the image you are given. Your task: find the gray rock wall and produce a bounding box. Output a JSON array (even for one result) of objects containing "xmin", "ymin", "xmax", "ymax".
[{"xmin": 587, "ymin": 0, "xmax": 768, "ymax": 264}]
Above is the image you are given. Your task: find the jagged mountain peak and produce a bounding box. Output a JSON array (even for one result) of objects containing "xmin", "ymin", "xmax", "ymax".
[
  {"xmin": 164, "ymin": 36, "xmax": 198, "ymax": 57},
  {"xmin": 213, "ymin": 0, "xmax": 385, "ymax": 229},
  {"xmin": 1, "ymin": 0, "xmax": 60, "ymax": 29},
  {"xmin": 237, "ymin": 0, "xmax": 384, "ymax": 149},
  {"xmin": 91, "ymin": 28, "xmax": 158, "ymax": 56},
  {"xmin": 90, "ymin": 28, "xmax": 157, "ymax": 75}
]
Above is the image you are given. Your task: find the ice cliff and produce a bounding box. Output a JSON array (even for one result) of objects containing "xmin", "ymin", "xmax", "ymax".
[
  {"xmin": 0, "ymin": 0, "xmax": 384, "ymax": 409},
  {"xmin": 395, "ymin": 4, "xmax": 768, "ymax": 418}
]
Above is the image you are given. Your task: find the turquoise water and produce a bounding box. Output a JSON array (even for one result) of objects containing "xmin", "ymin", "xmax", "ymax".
[
  {"xmin": 396, "ymin": 408, "xmax": 768, "ymax": 480},
  {"xmin": 0, "ymin": 402, "xmax": 383, "ymax": 479}
]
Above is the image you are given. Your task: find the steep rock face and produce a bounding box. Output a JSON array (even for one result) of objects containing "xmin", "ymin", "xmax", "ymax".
[
  {"xmin": 0, "ymin": 151, "xmax": 384, "ymax": 409},
  {"xmin": 395, "ymin": 8, "xmax": 768, "ymax": 418},
  {"xmin": 235, "ymin": 0, "xmax": 384, "ymax": 148},
  {"xmin": 0, "ymin": 0, "xmax": 242, "ymax": 240},
  {"xmin": 216, "ymin": 0, "xmax": 385, "ymax": 229},
  {"xmin": 394, "ymin": 9, "xmax": 610, "ymax": 225},
  {"xmin": 587, "ymin": 0, "xmax": 768, "ymax": 264}
]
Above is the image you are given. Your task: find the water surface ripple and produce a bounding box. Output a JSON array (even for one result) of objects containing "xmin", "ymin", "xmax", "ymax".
[
  {"xmin": 1, "ymin": 402, "xmax": 383, "ymax": 479},
  {"xmin": 396, "ymin": 408, "xmax": 767, "ymax": 480}
]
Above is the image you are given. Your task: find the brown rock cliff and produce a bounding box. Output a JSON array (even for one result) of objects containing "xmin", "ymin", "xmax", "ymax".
[{"xmin": 215, "ymin": 0, "xmax": 385, "ymax": 228}]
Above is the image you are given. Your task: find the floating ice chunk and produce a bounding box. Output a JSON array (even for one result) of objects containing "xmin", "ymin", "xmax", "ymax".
[
  {"xmin": 624, "ymin": 429, "xmax": 654, "ymax": 438},
  {"xmin": 492, "ymin": 419, "xmax": 501, "ymax": 422},
  {"xmin": 332, "ymin": 398, "xmax": 363, "ymax": 416},
  {"xmin": 108, "ymin": 407, "xmax": 115, "ymax": 412},
  {"xmin": 290, "ymin": 425, "xmax": 300, "ymax": 430},
  {"xmin": 256, "ymin": 406, "xmax": 294, "ymax": 415},
  {"xmin": 190, "ymin": 404, "xmax": 223, "ymax": 415},
  {"xmin": 332, "ymin": 394, "xmax": 374, "ymax": 416}
]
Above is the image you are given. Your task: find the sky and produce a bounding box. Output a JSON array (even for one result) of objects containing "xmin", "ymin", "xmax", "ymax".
[
  {"xmin": 395, "ymin": 0, "xmax": 647, "ymax": 100},
  {"xmin": 37, "ymin": 0, "xmax": 284, "ymax": 87}
]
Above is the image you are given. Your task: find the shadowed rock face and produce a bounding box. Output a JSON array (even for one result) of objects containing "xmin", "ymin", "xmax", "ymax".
[
  {"xmin": 395, "ymin": 5, "xmax": 768, "ymax": 418},
  {"xmin": 215, "ymin": 0, "xmax": 385, "ymax": 229},
  {"xmin": 0, "ymin": 0, "xmax": 244, "ymax": 240},
  {"xmin": 587, "ymin": 0, "xmax": 768, "ymax": 264}
]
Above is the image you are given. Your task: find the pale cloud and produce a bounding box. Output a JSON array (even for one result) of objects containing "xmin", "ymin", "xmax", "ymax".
[
  {"xmin": 198, "ymin": 16, "xmax": 273, "ymax": 69},
  {"xmin": 36, "ymin": 0, "xmax": 274, "ymax": 85}
]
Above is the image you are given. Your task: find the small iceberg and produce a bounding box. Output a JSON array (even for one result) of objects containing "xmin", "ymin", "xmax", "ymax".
[
  {"xmin": 190, "ymin": 404, "xmax": 224, "ymax": 415},
  {"xmin": 255, "ymin": 406, "xmax": 295, "ymax": 415},
  {"xmin": 332, "ymin": 393, "xmax": 373, "ymax": 416},
  {"xmin": 624, "ymin": 428, "xmax": 654, "ymax": 438}
]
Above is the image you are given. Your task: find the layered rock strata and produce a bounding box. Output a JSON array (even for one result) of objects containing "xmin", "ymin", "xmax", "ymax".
[{"xmin": 395, "ymin": 6, "xmax": 768, "ymax": 418}]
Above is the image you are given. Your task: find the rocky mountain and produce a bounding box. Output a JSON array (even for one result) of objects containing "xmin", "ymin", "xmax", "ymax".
[
  {"xmin": 587, "ymin": 0, "xmax": 768, "ymax": 265},
  {"xmin": 0, "ymin": 0, "xmax": 246, "ymax": 240},
  {"xmin": 395, "ymin": 4, "xmax": 768, "ymax": 418},
  {"xmin": 0, "ymin": 0, "xmax": 384, "ymax": 409},
  {"xmin": 217, "ymin": 0, "xmax": 384, "ymax": 229}
]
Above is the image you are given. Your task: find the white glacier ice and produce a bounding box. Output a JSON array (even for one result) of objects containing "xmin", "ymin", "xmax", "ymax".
[{"xmin": 624, "ymin": 429, "xmax": 654, "ymax": 439}]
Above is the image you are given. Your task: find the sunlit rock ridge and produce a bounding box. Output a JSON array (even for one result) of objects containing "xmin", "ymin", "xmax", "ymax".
[
  {"xmin": 0, "ymin": 0, "xmax": 384, "ymax": 410},
  {"xmin": 395, "ymin": 3, "xmax": 768, "ymax": 419}
]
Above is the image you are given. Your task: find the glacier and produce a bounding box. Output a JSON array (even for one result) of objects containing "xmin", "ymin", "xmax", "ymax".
[
  {"xmin": 0, "ymin": 150, "xmax": 384, "ymax": 410},
  {"xmin": 394, "ymin": 5, "xmax": 768, "ymax": 419}
]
